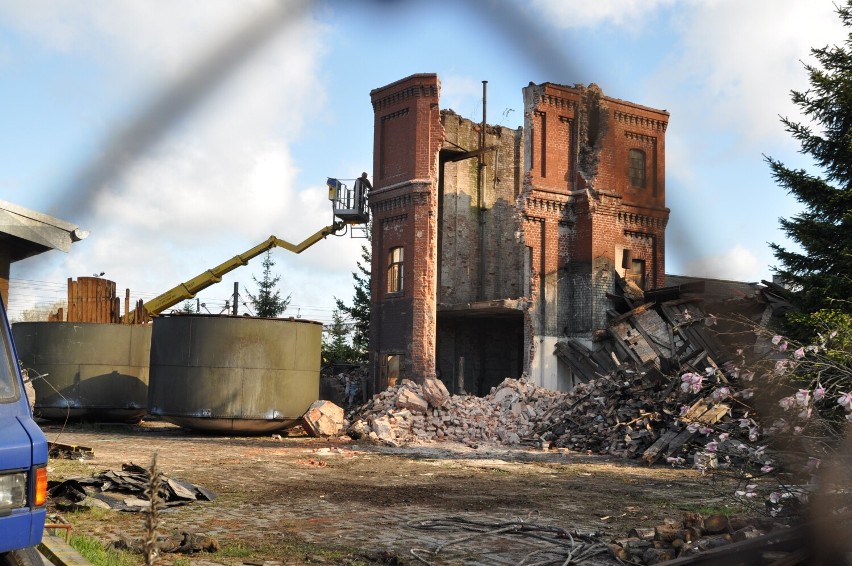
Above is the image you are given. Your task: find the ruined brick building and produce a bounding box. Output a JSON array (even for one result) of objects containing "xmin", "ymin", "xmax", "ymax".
[{"xmin": 368, "ymin": 73, "xmax": 669, "ymax": 396}]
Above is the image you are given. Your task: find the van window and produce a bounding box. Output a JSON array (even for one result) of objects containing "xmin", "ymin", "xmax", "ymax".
[{"xmin": 0, "ymin": 320, "xmax": 20, "ymax": 402}]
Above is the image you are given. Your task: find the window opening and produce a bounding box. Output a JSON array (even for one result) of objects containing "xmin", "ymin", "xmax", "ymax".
[
  {"xmin": 387, "ymin": 247, "xmax": 404, "ymax": 294},
  {"xmin": 628, "ymin": 258, "xmax": 646, "ymax": 290},
  {"xmin": 386, "ymin": 354, "xmax": 404, "ymax": 388},
  {"xmin": 628, "ymin": 149, "xmax": 646, "ymax": 188}
]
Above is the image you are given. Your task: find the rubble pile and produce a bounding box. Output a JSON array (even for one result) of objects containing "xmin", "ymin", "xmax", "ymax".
[
  {"xmin": 349, "ymin": 377, "xmax": 567, "ymax": 447},
  {"xmin": 351, "ymin": 283, "xmax": 768, "ymax": 467},
  {"xmin": 349, "ymin": 369, "xmax": 755, "ymax": 467},
  {"xmin": 608, "ymin": 513, "xmax": 778, "ymax": 564}
]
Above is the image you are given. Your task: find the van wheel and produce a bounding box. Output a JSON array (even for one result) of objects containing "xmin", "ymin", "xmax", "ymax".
[{"xmin": 0, "ymin": 547, "xmax": 43, "ymax": 566}]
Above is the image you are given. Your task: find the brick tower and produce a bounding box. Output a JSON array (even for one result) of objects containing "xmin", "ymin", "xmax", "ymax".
[{"xmin": 368, "ymin": 74, "xmax": 442, "ymax": 391}]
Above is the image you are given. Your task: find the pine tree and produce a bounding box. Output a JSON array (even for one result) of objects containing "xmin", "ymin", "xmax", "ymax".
[
  {"xmin": 322, "ymin": 309, "xmax": 356, "ymax": 364},
  {"xmin": 335, "ymin": 245, "xmax": 370, "ymax": 361},
  {"xmin": 767, "ymin": 1, "xmax": 852, "ymax": 317},
  {"xmin": 247, "ymin": 250, "xmax": 291, "ymax": 318}
]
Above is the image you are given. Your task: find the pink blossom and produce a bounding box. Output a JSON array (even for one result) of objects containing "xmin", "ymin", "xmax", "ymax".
[
  {"xmin": 814, "ymin": 385, "xmax": 826, "ymax": 402},
  {"xmin": 666, "ymin": 456, "xmax": 685, "ymax": 466},
  {"xmin": 778, "ymin": 340, "xmax": 788, "ymax": 352},
  {"xmin": 681, "ymin": 373, "xmax": 703, "ymax": 394},
  {"xmin": 705, "ymin": 314, "xmax": 717, "ymax": 326},
  {"xmin": 739, "ymin": 418, "xmax": 752, "ymax": 428},
  {"xmin": 769, "ymin": 492, "xmax": 782, "ymax": 504},
  {"xmin": 737, "ymin": 389, "xmax": 754, "ymax": 399},
  {"xmin": 687, "ymin": 422, "xmax": 701, "ymax": 433},
  {"xmin": 718, "ymin": 432, "xmax": 730, "ymax": 442},
  {"xmin": 712, "ymin": 387, "xmax": 731, "ymax": 402},
  {"xmin": 793, "ymin": 426, "xmax": 804, "ymax": 435},
  {"xmin": 774, "ymin": 360, "xmax": 789, "ymax": 376},
  {"xmin": 749, "ymin": 427, "xmax": 760, "ymax": 442},
  {"xmin": 679, "ymin": 405, "xmax": 690, "ymax": 416},
  {"xmin": 741, "ymin": 370, "xmax": 754, "ymax": 382},
  {"xmin": 778, "ymin": 396, "xmax": 796, "ymax": 410},
  {"xmin": 838, "ymin": 392, "xmax": 852, "ymax": 411},
  {"xmin": 761, "ymin": 463, "xmax": 774, "ymax": 473},
  {"xmin": 772, "ymin": 335, "xmax": 783, "ymax": 345},
  {"xmin": 705, "ymin": 440, "xmax": 719, "ymax": 453},
  {"xmin": 699, "ymin": 426, "xmax": 713, "ymax": 435},
  {"xmin": 798, "ymin": 407, "xmax": 812, "ymax": 420},
  {"xmin": 795, "ymin": 389, "xmax": 810, "ymax": 407},
  {"xmin": 793, "ymin": 347, "xmax": 805, "ymax": 360}
]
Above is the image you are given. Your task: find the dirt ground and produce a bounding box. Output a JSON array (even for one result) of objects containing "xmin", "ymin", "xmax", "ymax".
[{"xmin": 42, "ymin": 419, "xmax": 746, "ymax": 565}]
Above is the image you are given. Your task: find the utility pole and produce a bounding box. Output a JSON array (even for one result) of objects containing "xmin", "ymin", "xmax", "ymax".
[{"xmin": 232, "ymin": 282, "xmax": 239, "ymax": 316}]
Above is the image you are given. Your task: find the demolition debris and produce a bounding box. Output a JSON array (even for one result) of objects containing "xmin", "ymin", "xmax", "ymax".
[
  {"xmin": 49, "ymin": 462, "xmax": 216, "ymax": 512},
  {"xmin": 349, "ymin": 285, "xmax": 764, "ymax": 470}
]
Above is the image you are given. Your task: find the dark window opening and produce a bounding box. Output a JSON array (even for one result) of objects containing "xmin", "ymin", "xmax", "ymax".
[{"xmin": 628, "ymin": 148, "xmax": 646, "ymax": 188}]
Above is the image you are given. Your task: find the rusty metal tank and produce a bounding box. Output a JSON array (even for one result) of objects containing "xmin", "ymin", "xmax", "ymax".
[
  {"xmin": 12, "ymin": 322, "xmax": 152, "ymax": 422},
  {"xmin": 147, "ymin": 314, "xmax": 321, "ymax": 433}
]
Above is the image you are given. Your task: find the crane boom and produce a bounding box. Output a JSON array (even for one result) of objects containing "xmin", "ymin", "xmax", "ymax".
[{"xmin": 141, "ymin": 221, "xmax": 344, "ymax": 317}]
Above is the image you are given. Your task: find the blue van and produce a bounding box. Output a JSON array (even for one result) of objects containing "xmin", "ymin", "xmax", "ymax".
[{"xmin": 0, "ymin": 298, "xmax": 48, "ymax": 565}]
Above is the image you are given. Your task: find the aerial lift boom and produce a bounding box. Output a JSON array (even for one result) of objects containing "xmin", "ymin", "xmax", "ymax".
[{"xmin": 138, "ymin": 176, "xmax": 369, "ymax": 318}]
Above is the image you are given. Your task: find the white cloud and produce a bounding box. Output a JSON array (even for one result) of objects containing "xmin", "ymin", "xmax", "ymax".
[
  {"xmin": 530, "ymin": 0, "xmax": 677, "ymax": 30},
  {"xmin": 656, "ymin": 0, "xmax": 846, "ymax": 152},
  {"xmin": 680, "ymin": 244, "xmax": 766, "ymax": 282},
  {"xmin": 1, "ymin": 1, "xmax": 357, "ymax": 321}
]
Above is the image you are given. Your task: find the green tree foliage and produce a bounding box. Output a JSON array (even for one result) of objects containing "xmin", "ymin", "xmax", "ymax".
[
  {"xmin": 322, "ymin": 309, "xmax": 357, "ymax": 364},
  {"xmin": 766, "ymin": 2, "xmax": 852, "ymax": 320},
  {"xmin": 335, "ymin": 245, "xmax": 370, "ymax": 361},
  {"xmin": 180, "ymin": 300, "xmax": 196, "ymax": 314},
  {"xmin": 247, "ymin": 250, "xmax": 291, "ymax": 318}
]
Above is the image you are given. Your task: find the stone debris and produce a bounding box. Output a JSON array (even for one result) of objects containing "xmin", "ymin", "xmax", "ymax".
[
  {"xmin": 301, "ymin": 400, "xmax": 345, "ymax": 437},
  {"xmin": 349, "ymin": 284, "xmax": 763, "ymax": 468},
  {"xmin": 348, "ymin": 367, "xmax": 754, "ymax": 468},
  {"xmin": 48, "ymin": 462, "xmax": 215, "ymax": 512},
  {"xmin": 608, "ymin": 513, "xmax": 788, "ymax": 564}
]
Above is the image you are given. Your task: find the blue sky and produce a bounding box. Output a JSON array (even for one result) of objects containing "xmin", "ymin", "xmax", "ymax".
[{"xmin": 0, "ymin": 0, "xmax": 846, "ymax": 323}]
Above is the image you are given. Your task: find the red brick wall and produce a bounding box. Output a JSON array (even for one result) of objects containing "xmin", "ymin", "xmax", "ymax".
[{"xmin": 369, "ymin": 74, "xmax": 442, "ymax": 388}]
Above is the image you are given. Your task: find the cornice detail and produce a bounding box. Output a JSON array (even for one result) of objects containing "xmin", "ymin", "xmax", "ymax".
[{"xmin": 614, "ymin": 110, "xmax": 667, "ymax": 131}]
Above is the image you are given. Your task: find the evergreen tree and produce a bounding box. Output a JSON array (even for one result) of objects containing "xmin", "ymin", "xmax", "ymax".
[
  {"xmin": 322, "ymin": 309, "xmax": 356, "ymax": 364},
  {"xmin": 335, "ymin": 245, "xmax": 371, "ymax": 361},
  {"xmin": 767, "ymin": 1, "xmax": 852, "ymax": 317},
  {"xmin": 247, "ymin": 250, "xmax": 291, "ymax": 318}
]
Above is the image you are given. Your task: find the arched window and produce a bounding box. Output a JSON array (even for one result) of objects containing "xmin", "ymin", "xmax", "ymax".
[
  {"xmin": 387, "ymin": 247, "xmax": 404, "ymax": 294},
  {"xmin": 628, "ymin": 149, "xmax": 646, "ymax": 188}
]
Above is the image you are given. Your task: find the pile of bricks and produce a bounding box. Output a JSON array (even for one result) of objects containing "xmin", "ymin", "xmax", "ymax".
[
  {"xmin": 348, "ymin": 367, "xmax": 754, "ymax": 468},
  {"xmin": 348, "ymin": 376, "xmax": 566, "ymax": 446},
  {"xmin": 609, "ymin": 513, "xmax": 775, "ymax": 564}
]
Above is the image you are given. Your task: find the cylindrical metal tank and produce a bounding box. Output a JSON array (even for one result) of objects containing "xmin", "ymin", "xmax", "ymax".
[
  {"xmin": 12, "ymin": 322, "xmax": 152, "ymax": 422},
  {"xmin": 148, "ymin": 314, "xmax": 321, "ymax": 433}
]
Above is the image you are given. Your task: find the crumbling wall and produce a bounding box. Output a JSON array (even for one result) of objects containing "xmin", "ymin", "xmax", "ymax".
[{"xmin": 438, "ymin": 111, "xmax": 525, "ymax": 305}]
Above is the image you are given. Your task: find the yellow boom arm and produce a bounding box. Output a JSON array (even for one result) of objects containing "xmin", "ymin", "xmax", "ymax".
[{"xmin": 141, "ymin": 222, "xmax": 344, "ymax": 317}]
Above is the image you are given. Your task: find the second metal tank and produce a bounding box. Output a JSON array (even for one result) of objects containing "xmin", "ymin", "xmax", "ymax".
[
  {"xmin": 12, "ymin": 322, "xmax": 152, "ymax": 422},
  {"xmin": 147, "ymin": 314, "xmax": 321, "ymax": 433}
]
